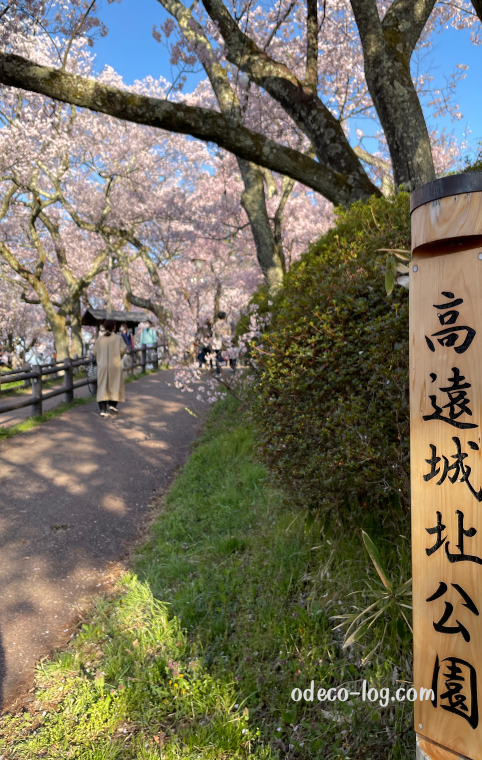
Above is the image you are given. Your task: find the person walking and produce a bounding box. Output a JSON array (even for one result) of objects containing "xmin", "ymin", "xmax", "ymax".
[
  {"xmin": 139, "ymin": 320, "xmax": 158, "ymax": 368},
  {"xmin": 92, "ymin": 320, "xmax": 126, "ymax": 417},
  {"xmin": 120, "ymin": 323, "xmax": 134, "ymax": 350},
  {"xmin": 195, "ymin": 319, "xmax": 212, "ymax": 366},
  {"xmin": 120, "ymin": 323, "xmax": 134, "ymax": 370},
  {"xmin": 212, "ymin": 311, "xmax": 232, "ymax": 375}
]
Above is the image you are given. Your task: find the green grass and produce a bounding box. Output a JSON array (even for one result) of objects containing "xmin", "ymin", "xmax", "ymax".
[
  {"xmin": 0, "ymin": 396, "xmax": 414, "ymax": 759},
  {"xmin": 0, "ymin": 371, "xmax": 24, "ymax": 392}
]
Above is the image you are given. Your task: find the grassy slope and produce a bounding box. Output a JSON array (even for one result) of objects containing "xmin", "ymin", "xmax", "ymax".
[{"xmin": 0, "ymin": 396, "xmax": 413, "ymax": 759}]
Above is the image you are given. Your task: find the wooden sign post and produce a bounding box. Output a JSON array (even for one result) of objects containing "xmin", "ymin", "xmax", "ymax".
[{"xmin": 410, "ymin": 172, "xmax": 482, "ymax": 760}]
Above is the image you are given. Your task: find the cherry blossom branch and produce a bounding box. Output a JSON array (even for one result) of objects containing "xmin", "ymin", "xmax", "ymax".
[
  {"xmin": 263, "ymin": 0, "xmax": 296, "ymax": 50},
  {"xmin": 61, "ymin": 0, "xmax": 96, "ymax": 72},
  {"xmin": 0, "ymin": 49, "xmax": 376, "ymax": 205},
  {"xmin": 201, "ymin": 0, "xmax": 376, "ymax": 191}
]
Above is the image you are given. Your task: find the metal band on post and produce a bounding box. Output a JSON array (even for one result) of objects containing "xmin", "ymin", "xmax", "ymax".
[{"xmin": 416, "ymin": 734, "xmax": 470, "ymax": 760}]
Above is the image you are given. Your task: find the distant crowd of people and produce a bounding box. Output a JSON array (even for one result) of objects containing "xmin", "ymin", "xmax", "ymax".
[
  {"xmin": 195, "ymin": 311, "xmax": 237, "ymax": 375},
  {"xmin": 0, "ymin": 341, "xmax": 55, "ymax": 370},
  {"xmin": 1, "ymin": 313, "xmax": 237, "ymax": 419},
  {"xmin": 0, "ymin": 320, "xmax": 162, "ymax": 371}
]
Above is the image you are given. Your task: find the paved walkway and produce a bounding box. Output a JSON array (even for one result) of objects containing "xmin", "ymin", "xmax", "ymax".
[{"xmin": 0, "ymin": 370, "xmax": 205, "ymax": 712}]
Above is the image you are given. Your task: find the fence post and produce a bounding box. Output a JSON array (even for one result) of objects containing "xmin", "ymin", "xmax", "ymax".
[
  {"xmin": 152, "ymin": 344, "xmax": 159, "ymax": 371},
  {"xmin": 23, "ymin": 362, "xmax": 32, "ymax": 388},
  {"xmin": 64, "ymin": 357, "xmax": 74, "ymax": 404},
  {"xmin": 141, "ymin": 346, "xmax": 147, "ymax": 373},
  {"xmin": 31, "ymin": 365, "xmax": 43, "ymax": 416}
]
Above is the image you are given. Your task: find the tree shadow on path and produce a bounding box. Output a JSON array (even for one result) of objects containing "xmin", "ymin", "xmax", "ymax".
[{"xmin": 0, "ymin": 370, "xmax": 205, "ymax": 712}]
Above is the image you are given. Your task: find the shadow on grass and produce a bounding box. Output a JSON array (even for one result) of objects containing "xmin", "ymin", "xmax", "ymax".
[{"xmin": 0, "ymin": 396, "xmax": 414, "ymax": 760}]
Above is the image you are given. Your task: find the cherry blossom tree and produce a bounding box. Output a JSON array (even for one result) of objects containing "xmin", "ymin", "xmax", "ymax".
[
  {"xmin": 0, "ymin": 35, "xmax": 274, "ymax": 358},
  {"xmin": 0, "ymin": 0, "xmax": 479, "ymax": 211},
  {"xmin": 0, "ymin": 265, "xmax": 46, "ymax": 363},
  {"xmin": 0, "ymin": 15, "xmax": 470, "ymax": 372},
  {"xmin": 0, "ymin": 87, "xmax": 115, "ymax": 358}
]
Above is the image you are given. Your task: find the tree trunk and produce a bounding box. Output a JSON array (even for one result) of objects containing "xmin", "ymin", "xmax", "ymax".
[
  {"xmin": 363, "ymin": 49, "xmax": 435, "ymax": 189},
  {"xmin": 213, "ymin": 280, "xmax": 222, "ymax": 321},
  {"xmin": 50, "ymin": 315, "xmax": 70, "ymax": 361},
  {"xmin": 70, "ymin": 300, "xmax": 83, "ymax": 357},
  {"xmin": 238, "ymin": 159, "xmax": 285, "ymax": 296},
  {"xmin": 350, "ymin": 0, "xmax": 437, "ymax": 190}
]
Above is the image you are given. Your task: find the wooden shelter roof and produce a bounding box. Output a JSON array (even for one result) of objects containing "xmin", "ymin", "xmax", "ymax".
[{"xmin": 81, "ymin": 308, "xmax": 147, "ymax": 331}]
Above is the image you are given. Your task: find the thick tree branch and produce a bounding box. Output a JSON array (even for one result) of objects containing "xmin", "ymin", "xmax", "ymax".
[
  {"xmin": 0, "ymin": 184, "xmax": 16, "ymax": 221},
  {"xmin": 157, "ymin": 0, "xmax": 240, "ymax": 118},
  {"xmin": 27, "ymin": 205, "xmax": 48, "ymax": 280},
  {"xmin": 273, "ymin": 174, "xmax": 295, "ymax": 271},
  {"xmin": 382, "ymin": 0, "xmax": 438, "ymax": 58},
  {"xmin": 305, "ymin": 0, "xmax": 319, "ymax": 90},
  {"xmin": 201, "ymin": 0, "xmax": 377, "ymax": 199},
  {"xmin": 121, "ymin": 254, "xmax": 170, "ymax": 325},
  {"xmin": 471, "ymin": 0, "xmax": 482, "ymax": 21},
  {"xmin": 0, "ymin": 50, "xmax": 373, "ymax": 204},
  {"xmin": 37, "ymin": 209, "xmax": 77, "ymax": 289},
  {"xmin": 350, "ymin": 0, "xmax": 435, "ymax": 188}
]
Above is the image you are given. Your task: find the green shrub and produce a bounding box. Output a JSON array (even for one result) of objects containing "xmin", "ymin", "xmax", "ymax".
[{"xmin": 250, "ymin": 193, "xmax": 411, "ymax": 518}]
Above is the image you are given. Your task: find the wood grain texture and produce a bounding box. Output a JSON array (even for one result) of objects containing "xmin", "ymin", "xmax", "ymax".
[
  {"xmin": 412, "ymin": 193, "xmax": 482, "ymax": 253},
  {"xmin": 411, "ymin": 247, "xmax": 482, "ymax": 760}
]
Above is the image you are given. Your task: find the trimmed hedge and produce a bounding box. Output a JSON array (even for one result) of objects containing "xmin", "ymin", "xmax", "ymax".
[{"xmin": 250, "ymin": 193, "xmax": 411, "ymax": 517}]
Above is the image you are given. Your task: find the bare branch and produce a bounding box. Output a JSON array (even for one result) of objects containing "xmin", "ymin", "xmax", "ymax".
[
  {"xmin": 354, "ymin": 146, "xmax": 393, "ymax": 196},
  {"xmin": 62, "ymin": 0, "xmax": 97, "ymax": 71}
]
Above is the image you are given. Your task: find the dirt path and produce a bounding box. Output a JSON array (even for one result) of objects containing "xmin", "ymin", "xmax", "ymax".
[{"xmin": 0, "ymin": 370, "xmax": 205, "ymax": 712}]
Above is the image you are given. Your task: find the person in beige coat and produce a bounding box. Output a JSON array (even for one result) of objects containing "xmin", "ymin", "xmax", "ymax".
[{"xmin": 92, "ymin": 320, "xmax": 126, "ymax": 417}]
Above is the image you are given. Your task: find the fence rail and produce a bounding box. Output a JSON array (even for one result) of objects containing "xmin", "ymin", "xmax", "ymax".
[{"xmin": 0, "ymin": 343, "xmax": 163, "ymax": 418}]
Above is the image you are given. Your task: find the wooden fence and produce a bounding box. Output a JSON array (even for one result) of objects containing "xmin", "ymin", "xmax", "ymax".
[{"xmin": 0, "ymin": 344, "xmax": 163, "ymax": 418}]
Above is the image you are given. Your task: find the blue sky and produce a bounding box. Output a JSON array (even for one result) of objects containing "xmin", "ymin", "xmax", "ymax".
[{"xmin": 92, "ymin": 0, "xmax": 482, "ymax": 157}]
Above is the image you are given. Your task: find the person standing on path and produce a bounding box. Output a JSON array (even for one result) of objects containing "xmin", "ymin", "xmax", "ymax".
[
  {"xmin": 120, "ymin": 323, "xmax": 134, "ymax": 371},
  {"xmin": 139, "ymin": 320, "xmax": 158, "ymax": 368},
  {"xmin": 195, "ymin": 319, "xmax": 212, "ymax": 367},
  {"xmin": 212, "ymin": 311, "xmax": 232, "ymax": 375},
  {"xmin": 92, "ymin": 320, "xmax": 126, "ymax": 417}
]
